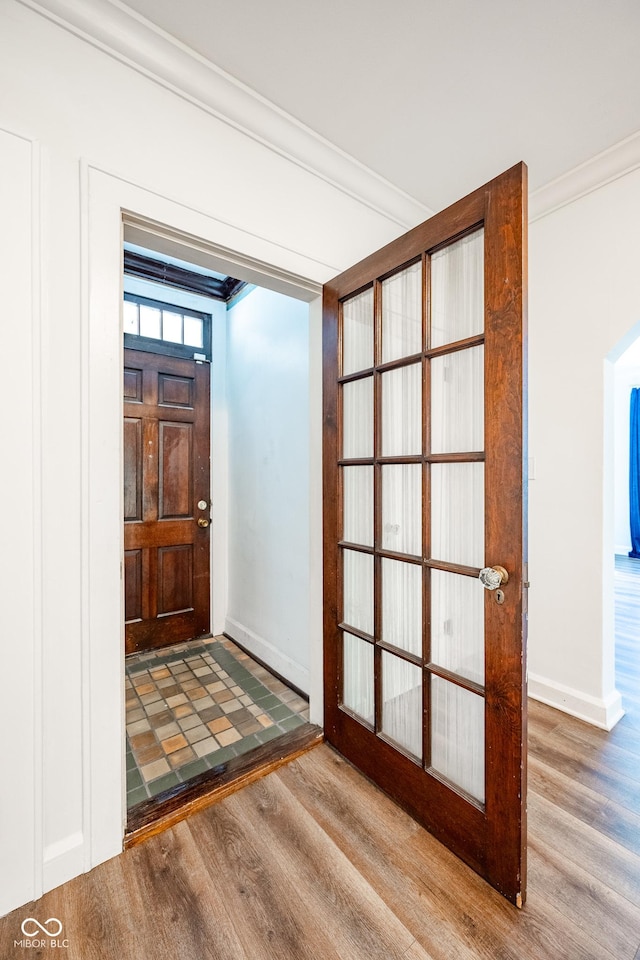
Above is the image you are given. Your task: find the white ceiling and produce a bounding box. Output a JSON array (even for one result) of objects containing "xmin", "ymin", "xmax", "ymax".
[{"xmin": 119, "ymin": 0, "xmax": 640, "ymax": 212}]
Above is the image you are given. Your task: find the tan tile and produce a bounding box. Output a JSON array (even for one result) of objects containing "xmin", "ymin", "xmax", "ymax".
[
  {"xmin": 168, "ymin": 746, "xmax": 195, "ymax": 769},
  {"xmin": 155, "ymin": 722, "xmax": 180, "ymax": 740},
  {"xmin": 239, "ymin": 695, "xmax": 253, "ymax": 707},
  {"xmin": 173, "ymin": 703, "xmax": 195, "ymax": 719},
  {"xmin": 126, "ymin": 708, "xmax": 146, "ymax": 723},
  {"xmin": 215, "ymin": 727, "xmax": 242, "ymax": 747},
  {"xmin": 126, "ymin": 719, "xmax": 151, "ymax": 736},
  {"xmin": 166, "ymin": 694, "xmax": 188, "ymax": 708},
  {"xmin": 206, "ymin": 680, "xmax": 226, "ymax": 694},
  {"xmin": 179, "ymin": 714, "xmax": 203, "ymax": 732},
  {"xmin": 141, "ymin": 758, "xmax": 170, "ymax": 782},
  {"xmin": 132, "ymin": 674, "xmax": 150, "ymax": 687},
  {"xmin": 221, "ymin": 699, "xmax": 241, "ymax": 714},
  {"xmin": 136, "ymin": 743, "xmax": 164, "ymax": 765},
  {"xmin": 162, "ymin": 733, "xmax": 188, "ymax": 754},
  {"xmin": 257, "ymin": 714, "xmax": 274, "ymax": 728},
  {"xmin": 146, "ymin": 700, "xmax": 169, "ymax": 717},
  {"xmin": 214, "ymin": 689, "xmax": 234, "ymax": 704},
  {"xmin": 195, "ymin": 695, "xmax": 214, "ymax": 710},
  {"xmin": 185, "ymin": 725, "xmax": 210, "ymax": 744},
  {"xmin": 193, "ymin": 737, "xmax": 219, "ymax": 758},
  {"xmin": 238, "ymin": 719, "xmax": 261, "ymax": 736},
  {"xmin": 150, "ymin": 667, "xmax": 171, "ymax": 680},
  {"xmin": 230, "ymin": 685, "xmax": 243, "ymax": 696},
  {"xmin": 181, "ymin": 678, "xmax": 201, "ymax": 691},
  {"xmin": 130, "ymin": 730, "xmax": 156, "ymax": 750},
  {"xmin": 140, "ymin": 691, "xmax": 163, "ymax": 705},
  {"xmin": 149, "ymin": 710, "xmax": 173, "ymax": 729},
  {"xmin": 207, "ymin": 716, "xmax": 232, "ymax": 735},
  {"xmin": 193, "ymin": 666, "xmax": 213, "ymax": 677},
  {"xmin": 188, "ymin": 686, "xmax": 207, "ymax": 701},
  {"xmin": 247, "ymin": 704, "xmax": 261, "ymax": 717},
  {"xmin": 134, "ymin": 682, "xmax": 155, "ymax": 696}
]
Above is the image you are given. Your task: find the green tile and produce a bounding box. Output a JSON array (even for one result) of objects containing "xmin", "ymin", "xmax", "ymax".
[
  {"xmin": 126, "ymin": 750, "xmax": 137, "ymax": 771},
  {"xmin": 267, "ymin": 703, "xmax": 294, "ymax": 721},
  {"xmin": 241, "ymin": 677, "xmax": 264, "ymax": 692},
  {"xmin": 254, "ymin": 693, "xmax": 280, "ymax": 709},
  {"xmin": 127, "ymin": 785, "xmax": 149, "ymax": 808},
  {"xmin": 148, "ymin": 771, "xmax": 180, "ymax": 797},
  {"xmin": 257, "ymin": 726, "xmax": 281, "ymax": 744},
  {"xmin": 278, "ymin": 715, "xmax": 306, "ymax": 732},
  {"xmin": 207, "ymin": 746, "xmax": 237, "ymax": 767},
  {"xmin": 178, "ymin": 758, "xmax": 209, "ymax": 781},
  {"xmin": 233, "ymin": 734, "xmax": 261, "ymax": 756},
  {"xmin": 126, "ymin": 767, "xmax": 144, "ymax": 791}
]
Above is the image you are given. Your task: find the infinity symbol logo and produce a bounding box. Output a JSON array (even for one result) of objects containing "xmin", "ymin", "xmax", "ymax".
[{"xmin": 21, "ymin": 918, "xmax": 63, "ymax": 937}]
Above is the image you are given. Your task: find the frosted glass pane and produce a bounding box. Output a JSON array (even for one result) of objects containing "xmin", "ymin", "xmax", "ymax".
[
  {"xmin": 343, "ymin": 549, "xmax": 373, "ymax": 635},
  {"xmin": 382, "ymin": 262, "xmax": 422, "ymax": 363},
  {"xmin": 123, "ymin": 300, "xmax": 138, "ymax": 334},
  {"xmin": 342, "ymin": 377, "xmax": 373, "ymax": 459},
  {"xmin": 343, "ymin": 466, "xmax": 373, "ymax": 546},
  {"xmin": 382, "ymin": 653, "xmax": 422, "ymax": 758},
  {"xmin": 431, "ymin": 570, "xmax": 484, "ymax": 684},
  {"xmin": 343, "ymin": 288, "xmax": 373, "ymax": 376},
  {"xmin": 381, "ymin": 464, "xmax": 422, "ymax": 556},
  {"xmin": 382, "ymin": 558, "xmax": 422, "ymax": 656},
  {"xmin": 431, "ymin": 676, "xmax": 484, "ymax": 802},
  {"xmin": 343, "ymin": 632, "xmax": 374, "ymax": 725},
  {"xmin": 184, "ymin": 315, "xmax": 203, "ymax": 348},
  {"xmin": 431, "ymin": 463, "xmax": 484, "ymax": 568},
  {"xmin": 381, "ymin": 363, "xmax": 422, "ymax": 456},
  {"xmin": 163, "ymin": 310, "xmax": 183, "ymax": 343},
  {"xmin": 430, "ymin": 346, "xmax": 484, "ymax": 454},
  {"xmin": 140, "ymin": 305, "xmax": 161, "ymax": 339},
  {"xmin": 431, "ymin": 229, "xmax": 484, "ymax": 348}
]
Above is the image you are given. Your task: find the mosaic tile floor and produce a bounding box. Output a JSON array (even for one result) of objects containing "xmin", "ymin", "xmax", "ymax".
[{"xmin": 125, "ymin": 635, "xmax": 310, "ymax": 809}]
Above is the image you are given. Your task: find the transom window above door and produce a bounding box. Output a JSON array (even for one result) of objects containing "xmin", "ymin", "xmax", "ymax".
[{"xmin": 123, "ymin": 293, "xmax": 211, "ymax": 360}]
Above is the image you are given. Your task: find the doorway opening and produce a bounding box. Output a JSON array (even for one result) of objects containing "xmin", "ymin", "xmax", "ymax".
[
  {"xmin": 611, "ymin": 327, "xmax": 640, "ymax": 720},
  {"xmin": 121, "ymin": 235, "xmax": 322, "ymax": 839}
]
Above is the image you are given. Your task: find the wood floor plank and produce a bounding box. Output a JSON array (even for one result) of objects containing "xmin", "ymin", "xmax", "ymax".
[
  {"xmin": 528, "ymin": 790, "xmax": 640, "ymax": 904},
  {"xmin": 527, "ymin": 835, "xmax": 640, "ymax": 960}
]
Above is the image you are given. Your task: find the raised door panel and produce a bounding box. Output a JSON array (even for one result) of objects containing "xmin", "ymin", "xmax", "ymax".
[
  {"xmin": 159, "ymin": 421, "xmax": 193, "ymax": 520},
  {"xmin": 158, "ymin": 544, "xmax": 194, "ymax": 615},
  {"xmin": 123, "ymin": 418, "xmax": 143, "ymax": 522}
]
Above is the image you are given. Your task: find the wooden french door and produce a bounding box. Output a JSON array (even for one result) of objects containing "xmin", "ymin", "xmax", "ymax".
[
  {"xmin": 124, "ymin": 348, "xmax": 211, "ymax": 655},
  {"xmin": 323, "ymin": 163, "xmax": 527, "ymax": 905}
]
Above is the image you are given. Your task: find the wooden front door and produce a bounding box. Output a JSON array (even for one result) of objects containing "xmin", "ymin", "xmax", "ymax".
[
  {"xmin": 124, "ymin": 348, "xmax": 211, "ymax": 655},
  {"xmin": 323, "ymin": 164, "xmax": 527, "ymax": 905}
]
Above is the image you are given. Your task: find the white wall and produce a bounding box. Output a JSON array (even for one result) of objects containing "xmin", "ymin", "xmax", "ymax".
[
  {"xmin": 0, "ymin": 0, "xmax": 411, "ymax": 917},
  {"xmin": 225, "ymin": 287, "xmax": 311, "ymax": 692},
  {"xmin": 528, "ymin": 167, "xmax": 640, "ymax": 729}
]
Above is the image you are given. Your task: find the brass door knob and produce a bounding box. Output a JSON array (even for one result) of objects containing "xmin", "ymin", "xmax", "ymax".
[
  {"xmin": 197, "ymin": 518, "xmax": 210, "ymax": 528},
  {"xmin": 478, "ymin": 565, "xmax": 509, "ymax": 590}
]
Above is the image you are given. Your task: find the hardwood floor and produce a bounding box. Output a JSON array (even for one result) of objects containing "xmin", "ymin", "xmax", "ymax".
[{"xmin": 2, "ymin": 560, "xmax": 640, "ymax": 959}]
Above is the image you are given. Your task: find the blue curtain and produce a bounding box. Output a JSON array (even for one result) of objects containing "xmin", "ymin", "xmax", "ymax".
[{"xmin": 630, "ymin": 387, "xmax": 640, "ymax": 558}]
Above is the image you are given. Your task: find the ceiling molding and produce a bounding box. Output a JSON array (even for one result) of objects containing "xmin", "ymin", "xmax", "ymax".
[
  {"xmin": 529, "ymin": 129, "xmax": 640, "ymax": 222},
  {"xmin": 17, "ymin": 0, "xmax": 432, "ymax": 230}
]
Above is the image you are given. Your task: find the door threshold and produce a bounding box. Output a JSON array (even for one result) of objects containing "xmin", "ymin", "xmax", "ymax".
[{"xmin": 124, "ymin": 723, "xmax": 323, "ymax": 847}]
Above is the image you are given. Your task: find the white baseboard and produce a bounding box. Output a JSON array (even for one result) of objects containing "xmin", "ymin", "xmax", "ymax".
[
  {"xmin": 43, "ymin": 832, "xmax": 85, "ymax": 894},
  {"xmin": 224, "ymin": 617, "xmax": 309, "ymax": 695},
  {"xmin": 528, "ymin": 673, "xmax": 625, "ymax": 731}
]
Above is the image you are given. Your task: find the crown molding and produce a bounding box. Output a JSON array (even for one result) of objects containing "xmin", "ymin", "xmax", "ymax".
[
  {"xmin": 16, "ymin": 0, "xmax": 432, "ymax": 230},
  {"xmin": 530, "ymin": 129, "xmax": 640, "ymax": 222}
]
